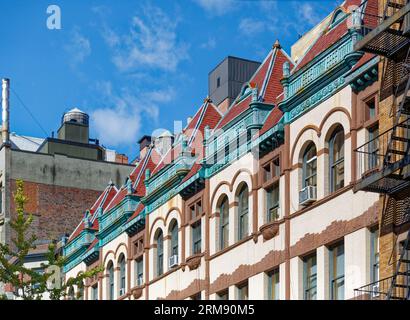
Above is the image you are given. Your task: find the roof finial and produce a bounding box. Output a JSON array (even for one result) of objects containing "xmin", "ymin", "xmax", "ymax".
[
  {"xmin": 273, "ymin": 40, "xmax": 281, "ymax": 49},
  {"xmin": 204, "ymin": 96, "xmax": 212, "ymax": 103}
]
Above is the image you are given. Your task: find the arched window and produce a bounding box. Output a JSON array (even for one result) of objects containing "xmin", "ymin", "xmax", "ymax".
[
  {"xmin": 303, "ymin": 143, "xmax": 317, "ymax": 188},
  {"xmin": 107, "ymin": 261, "xmax": 114, "ymax": 300},
  {"xmin": 78, "ymin": 281, "xmax": 84, "ymax": 300},
  {"xmin": 219, "ymin": 195, "xmax": 229, "ymax": 250},
  {"xmin": 170, "ymin": 220, "xmax": 179, "ymax": 264},
  {"xmin": 156, "ymin": 230, "xmax": 164, "ymax": 276},
  {"xmin": 237, "ymin": 184, "xmax": 249, "ymax": 240},
  {"xmin": 118, "ymin": 254, "xmax": 126, "ymax": 296},
  {"xmin": 331, "ymin": 9, "xmax": 345, "ymax": 27},
  {"xmin": 329, "ymin": 128, "xmax": 344, "ymax": 192},
  {"xmin": 67, "ymin": 285, "xmax": 75, "ymax": 300}
]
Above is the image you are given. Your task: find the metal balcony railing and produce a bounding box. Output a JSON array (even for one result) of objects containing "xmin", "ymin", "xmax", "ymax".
[
  {"xmin": 352, "ymin": 0, "xmax": 381, "ymax": 38},
  {"xmin": 353, "ymin": 0, "xmax": 410, "ymax": 60},
  {"xmin": 354, "ymin": 117, "xmax": 410, "ymax": 193},
  {"xmin": 354, "ymin": 276, "xmax": 393, "ymax": 300}
]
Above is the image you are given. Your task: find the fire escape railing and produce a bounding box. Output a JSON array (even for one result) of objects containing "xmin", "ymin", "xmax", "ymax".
[
  {"xmin": 354, "ymin": 117, "xmax": 410, "ymax": 193},
  {"xmin": 354, "ymin": 276, "xmax": 394, "ymax": 300},
  {"xmin": 352, "ymin": 0, "xmax": 410, "ymax": 300}
]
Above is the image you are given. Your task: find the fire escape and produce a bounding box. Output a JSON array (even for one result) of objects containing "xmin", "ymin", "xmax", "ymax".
[{"xmin": 353, "ymin": 0, "xmax": 410, "ymax": 300}]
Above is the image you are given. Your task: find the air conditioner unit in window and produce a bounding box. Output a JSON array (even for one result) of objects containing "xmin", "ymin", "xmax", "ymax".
[
  {"xmin": 169, "ymin": 255, "xmax": 179, "ymax": 268},
  {"xmin": 299, "ymin": 185, "xmax": 317, "ymax": 206},
  {"xmin": 371, "ymin": 284, "xmax": 380, "ymax": 298},
  {"xmin": 137, "ymin": 276, "xmax": 144, "ymax": 287},
  {"xmin": 119, "ymin": 288, "xmax": 125, "ymax": 296}
]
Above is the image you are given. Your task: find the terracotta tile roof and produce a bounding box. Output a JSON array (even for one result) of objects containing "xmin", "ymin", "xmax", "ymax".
[
  {"xmin": 127, "ymin": 202, "xmax": 145, "ymax": 223},
  {"xmin": 263, "ymin": 49, "xmax": 294, "ymax": 104},
  {"xmin": 256, "ymin": 107, "xmax": 283, "ymax": 138},
  {"xmin": 181, "ymin": 162, "xmax": 202, "ymax": 184},
  {"xmin": 104, "ymin": 187, "xmax": 128, "ymax": 213},
  {"xmin": 351, "ymin": 52, "xmax": 376, "ymax": 72},
  {"xmin": 149, "ymin": 101, "xmax": 222, "ymax": 184},
  {"xmin": 85, "ymin": 238, "xmax": 98, "ymax": 253},
  {"xmin": 293, "ymin": 0, "xmax": 377, "ymax": 73},
  {"xmin": 135, "ymin": 149, "xmax": 160, "ymax": 197},
  {"xmin": 67, "ymin": 184, "xmax": 117, "ymax": 243},
  {"xmin": 215, "ymin": 47, "xmax": 292, "ymax": 130}
]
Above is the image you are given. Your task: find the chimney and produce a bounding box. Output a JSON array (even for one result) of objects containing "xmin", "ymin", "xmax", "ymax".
[
  {"xmin": 138, "ymin": 135, "xmax": 152, "ymax": 159},
  {"xmin": 187, "ymin": 117, "xmax": 192, "ymax": 126},
  {"xmin": 1, "ymin": 78, "xmax": 10, "ymax": 145}
]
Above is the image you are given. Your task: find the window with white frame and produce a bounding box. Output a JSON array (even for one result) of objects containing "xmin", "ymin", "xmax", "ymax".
[
  {"xmin": 303, "ymin": 254, "xmax": 317, "ymax": 300},
  {"xmin": 267, "ymin": 268, "xmax": 280, "ymax": 300},
  {"xmin": 107, "ymin": 261, "xmax": 114, "ymax": 300},
  {"xmin": 118, "ymin": 254, "xmax": 126, "ymax": 296},
  {"xmin": 329, "ymin": 127, "xmax": 344, "ymax": 192},
  {"xmin": 370, "ymin": 229, "xmax": 379, "ymax": 283},
  {"xmin": 303, "ymin": 143, "xmax": 317, "ymax": 188},
  {"xmin": 237, "ymin": 184, "xmax": 249, "ymax": 240},
  {"xmin": 156, "ymin": 230, "xmax": 164, "ymax": 277},
  {"xmin": 219, "ymin": 195, "xmax": 229, "ymax": 250},
  {"xmin": 135, "ymin": 257, "xmax": 143, "ymax": 286},
  {"xmin": 266, "ymin": 184, "xmax": 279, "ymax": 223},
  {"xmin": 170, "ymin": 220, "xmax": 179, "ymax": 258},
  {"xmin": 91, "ymin": 284, "xmax": 98, "ymax": 300},
  {"xmin": 329, "ymin": 242, "xmax": 345, "ymax": 300}
]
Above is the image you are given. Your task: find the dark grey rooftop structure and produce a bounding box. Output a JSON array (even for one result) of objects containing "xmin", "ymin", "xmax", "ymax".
[{"xmin": 208, "ymin": 56, "xmax": 261, "ymax": 107}]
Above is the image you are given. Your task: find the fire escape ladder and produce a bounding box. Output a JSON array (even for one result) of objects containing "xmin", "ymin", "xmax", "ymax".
[
  {"xmin": 386, "ymin": 207, "xmax": 410, "ymax": 300},
  {"xmin": 382, "ymin": 44, "xmax": 410, "ymax": 183}
]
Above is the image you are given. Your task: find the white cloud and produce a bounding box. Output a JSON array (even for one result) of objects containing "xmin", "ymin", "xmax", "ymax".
[
  {"xmin": 238, "ymin": 18, "xmax": 266, "ymax": 36},
  {"xmin": 200, "ymin": 37, "xmax": 216, "ymax": 49},
  {"xmin": 103, "ymin": 5, "xmax": 188, "ymax": 73},
  {"xmin": 92, "ymin": 108, "xmax": 141, "ymax": 146},
  {"xmin": 194, "ymin": 0, "xmax": 235, "ymax": 16},
  {"xmin": 64, "ymin": 28, "xmax": 91, "ymax": 67},
  {"xmin": 296, "ymin": 3, "xmax": 322, "ymax": 27},
  {"xmin": 90, "ymin": 81, "xmax": 175, "ymax": 147}
]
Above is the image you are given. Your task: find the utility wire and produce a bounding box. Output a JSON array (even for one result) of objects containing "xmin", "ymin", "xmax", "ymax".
[{"xmin": 10, "ymin": 88, "xmax": 49, "ymax": 137}]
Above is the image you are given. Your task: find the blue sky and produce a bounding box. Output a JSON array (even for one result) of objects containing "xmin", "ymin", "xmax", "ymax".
[{"xmin": 0, "ymin": 0, "xmax": 342, "ymax": 159}]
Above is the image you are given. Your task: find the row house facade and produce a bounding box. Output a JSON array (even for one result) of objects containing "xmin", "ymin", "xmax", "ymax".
[{"xmin": 63, "ymin": 0, "xmax": 384, "ymax": 300}]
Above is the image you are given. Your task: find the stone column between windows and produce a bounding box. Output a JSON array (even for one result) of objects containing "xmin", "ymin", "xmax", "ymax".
[
  {"xmin": 249, "ymin": 273, "xmax": 264, "ymax": 299},
  {"xmin": 290, "ymin": 256, "xmax": 303, "ymax": 299},
  {"xmin": 344, "ymin": 229, "xmax": 370, "ymax": 300},
  {"xmin": 205, "ymin": 179, "xmax": 210, "ymax": 300},
  {"xmin": 144, "ymin": 212, "xmax": 150, "ymax": 299},
  {"xmin": 283, "ymin": 124, "xmax": 291, "ymax": 299},
  {"xmin": 317, "ymin": 245, "xmax": 330, "ymax": 300}
]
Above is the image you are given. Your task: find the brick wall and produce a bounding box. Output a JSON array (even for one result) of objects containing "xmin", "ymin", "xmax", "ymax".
[{"xmin": 9, "ymin": 179, "xmax": 101, "ymax": 241}]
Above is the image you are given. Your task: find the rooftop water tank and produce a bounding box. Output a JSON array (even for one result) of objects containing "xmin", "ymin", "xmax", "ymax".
[{"xmin": 62, "ymin": 107, "xmax": 89, "ymax": 126}]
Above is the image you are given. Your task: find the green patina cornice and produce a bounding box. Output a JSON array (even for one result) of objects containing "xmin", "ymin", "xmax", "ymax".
[
  {"xmin": 279, "ymin": 33, "xmax": 364, "ymax": 124},
  {"xmin": 345, "ymin": 55, "xmax": 379, "ymax": 93}
]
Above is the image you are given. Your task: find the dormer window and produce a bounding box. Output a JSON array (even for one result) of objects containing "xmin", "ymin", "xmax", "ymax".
[{"xmin": 330, "ymin": 9, "xmax": 346, "ymax": 28}]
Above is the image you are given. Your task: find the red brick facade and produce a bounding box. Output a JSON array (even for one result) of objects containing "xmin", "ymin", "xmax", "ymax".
[{"xmin": 9, "ymin": 179, "xmax": 101, "ymax": 241}]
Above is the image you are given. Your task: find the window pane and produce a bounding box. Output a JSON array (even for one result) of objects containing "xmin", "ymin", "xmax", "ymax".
[
  {"xmin": 157, "ymin": 232, "xmax": 164, "ymax": 276},
  {"xmin": 330, "ymin": 130, "xmax": 344, "ymax": 192},
  {"xmin": 268, "ymin": 269, "xmax": 280, "ymax": 300},
  {"xmin": 237, "ymin": 283, "xmax": 248, "ymax": 300},
  {"xmin": 266, "ymin": 185, "xmax": 279, "ymax": 222},
  {"xmin": 192, "ymin": 222, "xmax": 201, "ymax": 254},
  {"xmin": 220, "ymin": 197, "xmax": 229, "ymax": 249},
  {"xmin": 238, "ymin": 186, "xmax": 249, "ymax": 240},
  {"xmin": 330, "ymin": 243, "xmax": 344, "ymax": 300},
  {"xmin": 304, "ymin": 144, "xmax": 317, "ymax": 187},
  {"xmin": 370, "ymin": 229, "xmax": 379, "ymax": 283},
  {"xmin": 304, "ymin": 255, "xmax": 317, "ymax": 300}
]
